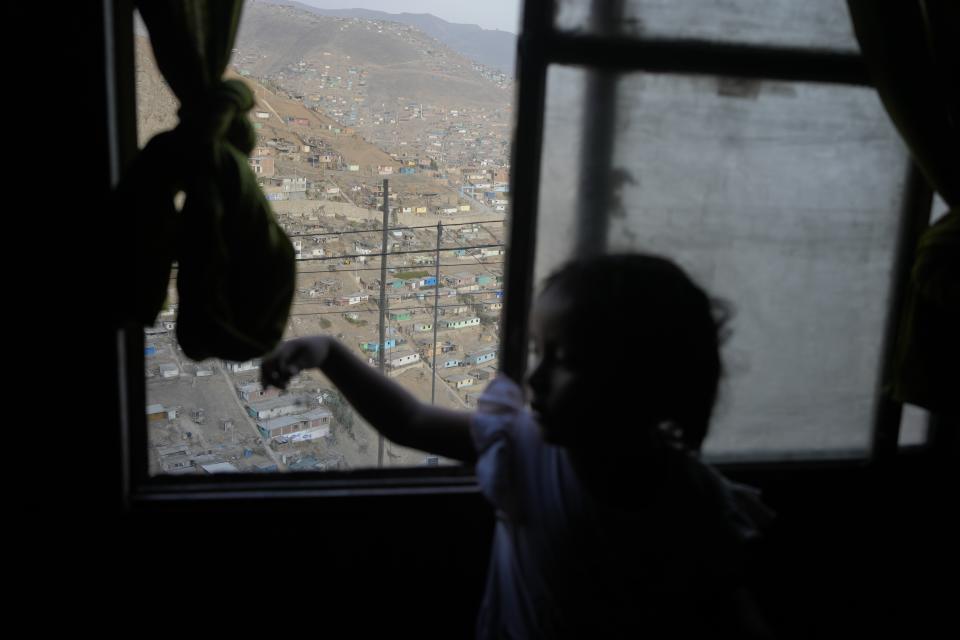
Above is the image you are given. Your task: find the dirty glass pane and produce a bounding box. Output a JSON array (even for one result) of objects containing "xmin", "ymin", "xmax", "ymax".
[
  {"xmin": 554, "ymin": 0, "xmax": 858, "ymax": 52},
  {"xmin": 898, "ymin": 404, "xmax": 930, "ymax": 447},
  {"xmin": 536, "ymin": 66, "xmax": 909, "ymax": 459}
]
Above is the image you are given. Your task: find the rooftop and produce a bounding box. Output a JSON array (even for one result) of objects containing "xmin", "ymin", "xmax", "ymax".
[{"xmin": 259, "ymin": 407, "xmax": 333, "ymax": 431}]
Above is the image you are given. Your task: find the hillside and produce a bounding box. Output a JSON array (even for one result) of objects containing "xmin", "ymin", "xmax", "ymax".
[
  {"xmin": 235, "ymin": 1, "xmax": 511, "ymax": 110},
  {"xmin": 135, "ymin": 35, "xmax": 395, "ymax": 169},
  {"xmin": 269, "ymin": 0, "xmax": 518, "ymax": 75}
]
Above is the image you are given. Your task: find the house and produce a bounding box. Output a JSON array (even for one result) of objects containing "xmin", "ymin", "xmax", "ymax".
[
  {"xmin": 159, "ymin": 363, "xmax": 179, "ymax": 378},
  {"xmin": 224, "ymin": 360, "xmax": 259, "ymax": 373},
  {"xmin": 442, "ymin": 357, "xmax": 461, "ymax": 368},
  {"xmin": 470, "ymin": 366, "xmax": 497, "ymax": 381},
  {"xmin": 387, "ymin": 350, "xmax": 421, "ymax": 369},
  {"xmin": 146, "ymin": 404, "xmax": 178, "ymax": 423},
  {"xmin": 200, "ymin": 462, "xmax": 240, "ymax": 474},
  {"xmin": 414, "ymin": 206, "xmax": 428, "ymax": 214},
  {"xmin": 419, "ymin": 276, "xmax": 437, "ymax": 287},
  {"xmin": 444, "ymin": 272, "xmax": 475, "ymax": 287},
  {"xmin": 444, "ymin": 317, "xmax": 481, "ymax": 330},
  {"xmin": 476, "ymin": 274, "xmax": 494, "ymax": 286},
  {"xmin": 360, "ymin": 339, "xmax": 397, "ymax": 353},
  {"xmin": 254, "ymin": 111, "xmax": 270, "ymax": 119},
  {"xmin": 336, "ymin": 291, "xmax": 370, "ymax": 306},
  {"xmin": 440, "ymin": 305, "xmax": 470, "ymax": 316},
  {"xmin": 245, "ymin": 395, "xmax": 309, "ymax": 420},
  {"xmin": 348, "ymin": 164, "xmax": 360, "ymax": 172},
  {"xmin": 463, "ymin": 347, "xmax": 497, "ymax": 366},
  {"xmin": 445, "ymin": 373, "xmax": 475, "ymax": 389},
  {"xmin": 257, "ymin": 407, "xmax": 333, "ymax": 442},
  {"xmin": 236, "ymin": 382, "xmax": 280, "ymax": 403},
  {"xmin": 414, "ymin": 322, "xmax": 433, "ymax": 332},
  {"xmin": 388, "ymin": 310, "xmax": 412, "ymax": 321},
  {"xmin": 247, "ymin": 155, "xmax": 275, "ymax": 177}
]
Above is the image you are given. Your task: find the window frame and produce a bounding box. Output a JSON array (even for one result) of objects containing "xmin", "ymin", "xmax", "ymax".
[
  {"xmin": 113, "ymin": 0, "xmax": 937, "ymax": 510},
  {"xmin": 501, "ymin": 0, "xmax": 936, "ymax": 468}
]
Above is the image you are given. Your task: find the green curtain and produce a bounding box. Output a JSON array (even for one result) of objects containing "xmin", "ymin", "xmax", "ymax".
[
  {"xmin": 116, "ymin": 0, "xmax": 295, "ymax": 362},
  {"xmin": 847, "ymin": 0, "xmax": 960, "ymax": 412}
]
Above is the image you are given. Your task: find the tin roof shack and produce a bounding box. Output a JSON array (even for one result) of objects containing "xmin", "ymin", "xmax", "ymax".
[
  {"xmin": 360, "ymin": 339, "xmax": 397, "ymax": 354},
  {"xmin": 463, "ymin": 346, "xmax": 498, "ymax": 367},
  {"xmin": 200, "ymin": 462, "xmax": 240, "ymax": 474},
  {"xmin": 236, "ymin": 382, "xmax": 280, "ymax": 403},
  {"xmin": 387, "ymin": 350, "xmax": 421, "ymax": 370},
  {"xmin": 246, "ymin": 395, "xmax": 310, "ymax": 420},
  {"xmin": 248, "ymin": 155, "xmax": 275, "ymax": 178},
  {"xmin": 157, "ymin": 444, "xmax": 193, "ymax": 473},
  {"xmin": 257, "ymin": 407, "xmax": 333, "ymax": 442},
  {"xmin": 444, "ymin": 317, "xmax": 481, "ymax": 330},
  {"xmin": 224, "ymin": 360, "xmax": 260, "ymax": 373},
  {"xmin": 146, "ymin": 404, "xmax": 178, "ymax": 423},
  {"xmin": 336, "ymin": 291, "xmax": 370, "ymax": 306},
  {"xmin": 158, "ymin": 363, "xmax": 179, "ymax": 379},
  {"xmin": 445, "ymin": 373, "xmax": 476, "ymax": 389},
  {"xmin": 470, "ymin": 366, "xmax": 497, "ymax": 381}
]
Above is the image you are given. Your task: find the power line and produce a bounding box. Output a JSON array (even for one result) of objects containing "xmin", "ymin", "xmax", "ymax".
[
  {"xmin": 288, "ymin": 300, "xmax": 503, "ymax": 317},
  {"xmin": 295, "ymin": 260, "xmax": 505, "ymax": 274},
  {"xmin": 284, "ymin": 218, "xmax": 506, "ymax": 239},
  {"xmin": 292, "ymin": 242, "xmax": 505, "ymax": 262}
]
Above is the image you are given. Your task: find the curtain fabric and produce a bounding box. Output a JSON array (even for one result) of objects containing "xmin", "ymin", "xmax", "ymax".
[
  {"xmin": 847, "ymin": 0, "xmax": 960, "ymax": 412},
  {"xmin": 117, "ymin": 0, "xmax": 295, "ymax": 362}
]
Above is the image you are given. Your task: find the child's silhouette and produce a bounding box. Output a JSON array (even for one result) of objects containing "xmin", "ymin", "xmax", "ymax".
[{"xmin": 262, "ymin": 253, "xmax": 773, "ymax": 638}]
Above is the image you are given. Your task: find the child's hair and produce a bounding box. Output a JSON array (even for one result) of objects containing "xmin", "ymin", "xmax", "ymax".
[{"xmin": 541, "ymin": 253, "xmax": 730, "ymax": 452}]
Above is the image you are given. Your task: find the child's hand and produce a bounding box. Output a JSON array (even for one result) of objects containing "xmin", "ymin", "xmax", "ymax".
[{"xmin": 261, "ymin": 336, "xmax": 330, "ymax": 390}]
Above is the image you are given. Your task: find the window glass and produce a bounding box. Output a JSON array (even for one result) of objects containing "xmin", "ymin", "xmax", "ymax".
[
  {"xmin": 554, "ymin": 0, "xmax": 859, "ymax": 51},
  {"xmin": 137, "ymin": 3, "xmax": 515, "ymax": 474},
  {"xmin": 536, "ymin": 66, "xmax": 909, "ymax": 459},
  {"xmin": 898, "ymin": 404, "xmax": 930, "ymax": 447}
]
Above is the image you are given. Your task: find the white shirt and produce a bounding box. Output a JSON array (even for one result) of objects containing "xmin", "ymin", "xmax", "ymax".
[{"xmin": 470, "ymin": 375, "xmax": 772, "ymax": 639}]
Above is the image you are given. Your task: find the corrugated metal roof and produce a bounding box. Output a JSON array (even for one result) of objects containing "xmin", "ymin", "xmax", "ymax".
[{"xmin": 258, "ymin": 407, "xmax": 333, "ymax": 431}]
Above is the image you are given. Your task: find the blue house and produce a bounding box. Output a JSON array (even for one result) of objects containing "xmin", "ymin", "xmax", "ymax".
[
  {"xmin": 360, "ymin": 339, "xmax": 397, "ymax": 353},
  {"xmin": 464, "ymin": 347, "xmax": 497, "ymax": 366}
]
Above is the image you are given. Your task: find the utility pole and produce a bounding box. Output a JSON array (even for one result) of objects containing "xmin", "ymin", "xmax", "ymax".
[
  {"xmin": 431, "ymin": 221, "xmax": 442, "ymax": 405},
  {"xmin": 377, "ymin": 178, "xmax": 389, "ymax": 467}
]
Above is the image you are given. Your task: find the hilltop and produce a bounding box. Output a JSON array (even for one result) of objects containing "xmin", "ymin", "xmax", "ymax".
[
  {"xmin": 235, "ymin": 1, "xmax": 511, "ymax": 110},
  {"xmin": 263, "ymin": 0, "xmax": 518, "ymax": 75}
]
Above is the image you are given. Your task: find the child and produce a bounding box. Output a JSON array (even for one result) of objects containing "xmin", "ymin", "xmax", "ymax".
[{"xmin": 262, "ymin": 253, "xmax": 773, "ymax": 638}]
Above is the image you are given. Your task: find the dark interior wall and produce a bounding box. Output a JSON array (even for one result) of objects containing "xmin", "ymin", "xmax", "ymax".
[{"xmin": 22, "ymin": 3, "xmax": 957, "ymax": 638}]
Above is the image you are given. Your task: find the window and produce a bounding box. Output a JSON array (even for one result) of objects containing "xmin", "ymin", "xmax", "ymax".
[
  {"xmin": 134, "ymin": 2, "xmax": 519, "ymax": 478},
  {"xmin": 500, "ymin": 0, "xmax": 933, "ymax": 463},
  {"xmin": 120, "ymin": 0, "xmax": 934, "ymax": 503}
]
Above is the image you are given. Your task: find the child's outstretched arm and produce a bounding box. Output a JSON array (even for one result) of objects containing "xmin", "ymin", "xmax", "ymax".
[{"xmin": 261, "ymin": 336, "xmax": 477, "ymax": 463}]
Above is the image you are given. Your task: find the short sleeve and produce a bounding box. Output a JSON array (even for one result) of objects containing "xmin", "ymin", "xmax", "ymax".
[{"xmin": 470, "ymin": 375, "xmax": 527, "ymax": 514}]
